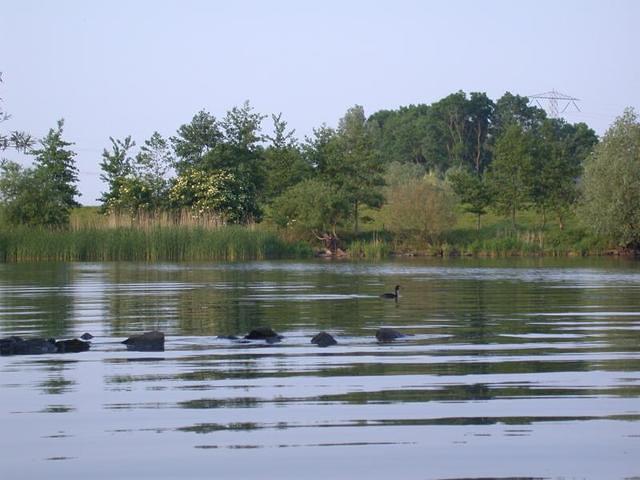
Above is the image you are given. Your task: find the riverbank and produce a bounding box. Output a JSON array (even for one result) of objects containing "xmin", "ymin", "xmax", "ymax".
[{"xmin": 0, "ymin": 208, "xmax": 628, "ymax": 262}]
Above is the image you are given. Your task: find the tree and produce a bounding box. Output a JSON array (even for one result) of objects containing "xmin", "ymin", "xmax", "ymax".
[
  {"xmin": 270, "ymin": 178, "xmax": 350, "ymax": 236},
  {"xmin": 0, "ymin": 120, "xmax": 80, "ymax": 227},
  {"xmin": 135, "ymin": 131, "xmax": 173, "ymax": 210},
  {"xmin": 381, "ymin": 174, "xmax": 456, "ymax": 243},
  {"xmin": 579, "ymin": 108, "xmax": 640, "ymax": 249},
  {"xmin": 171, "ymin": 110, "xmax": 222, "ymax": 174},
  {"xmin": 99, "ymin": 136, "xmax": 136, "ymax": 214},
  {"xmin": 487, "ymin": 124, "xmax": 534, "ymax": 226},
  {"xmin": 169, "ymin": 167, "xmax": 258, "ymax": 224},
  {"xmin": 529, "ymin": 119, "xmax": 597, "ymax": 228},
  {"xmin": 368, "ymin": 104, "xmax": 432, "ymax": 167},
  {"xmin": 30, "ymin": 120, "xmax": 80, "ymax": 221},
  {"xmin": 492, "ymin": 92, "xmax": 546, "ymax": 137},
  {"xmin": 262, "ymin": 113, "xmax": 310, "ymax": 202},
  {"xmin": 467, "ymin": 92, "xmax": 495, "ymax": 174},
  {"xmin": 447, "ymin": 166, "xmax": 493, "ymax": 230},
  {"xmin": 325, "ymin": 105, "xmax": 385, "ymax": 233}
]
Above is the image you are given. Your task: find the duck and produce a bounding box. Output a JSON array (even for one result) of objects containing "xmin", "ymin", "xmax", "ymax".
[{"xmin": 380, "ymin": 285, "xmax": 400, "ymax": 299}]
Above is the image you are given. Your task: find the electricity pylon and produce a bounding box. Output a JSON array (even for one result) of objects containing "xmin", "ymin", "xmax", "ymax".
[{"xmin": 528, "ymin": 90, "xmax": 581, "ymax": 118}]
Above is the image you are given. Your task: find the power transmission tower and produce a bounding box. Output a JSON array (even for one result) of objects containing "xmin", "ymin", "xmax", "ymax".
[{"xmin": 528, "ymin": 89, "xmax": 581, "ymax": 118}]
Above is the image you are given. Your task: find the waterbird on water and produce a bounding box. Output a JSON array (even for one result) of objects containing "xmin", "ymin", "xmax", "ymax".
[{"xmin": 380, "ymin": 285, "xmax": 400, "ymax": 299}]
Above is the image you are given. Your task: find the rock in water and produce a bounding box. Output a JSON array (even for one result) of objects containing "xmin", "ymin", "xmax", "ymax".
[
  {"xmin": 244, "ymin": 327, "xmax": 283, "ymax": 342},
  {"xmin": 375, "ymin": 328, "xmax": 407, "ymax": 343},
  {"xmin": 80, "ymin": 332, "xmax": 93, "ymax": 340},
  {"xmin": 0, "ymin": 336, "xmax": 57, "ymax": 355},
  {"xmin": 311, "ymin": 331, "xmax": 337, "ymax": 347},
  {"xmin": 122, "ymin": 331, "xmax": 165, "ymax": 351},
  {"xmin": 55, "ymin": 338, "xmax": 91, "ymax": 353}
]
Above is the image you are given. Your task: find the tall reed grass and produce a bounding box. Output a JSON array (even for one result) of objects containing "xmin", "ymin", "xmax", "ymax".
[{"xmin": 0, "ymin": 226, "xmax": 312, "ymax": 262}]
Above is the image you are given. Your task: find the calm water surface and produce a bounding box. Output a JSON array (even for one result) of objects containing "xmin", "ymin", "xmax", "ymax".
[{"xmin": 1, "ymin": 258, "xmax": 640, "ymax": 479}]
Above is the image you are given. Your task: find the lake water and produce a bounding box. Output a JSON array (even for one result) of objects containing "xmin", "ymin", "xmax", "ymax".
[{"xmin": 1, "ymin": 259, "xmax": 639, "ymax": 479}]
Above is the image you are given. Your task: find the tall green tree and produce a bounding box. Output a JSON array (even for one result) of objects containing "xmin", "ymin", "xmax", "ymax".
[
  {"xmin": 467, "ymin": 92, "xmax": 495, "ymax": 173},
  {"xmin": 579, "ymin": 108, "xmax": 640, "ymax": 249},
  {"xmin": 170, "ymin": 102, "xmax": 265, "ymax": 223},
  {"xmin": 99, "ymin": 136, "xmax": 136, "ymax": 214},
  {"xmin": 262, "ymin": 113, "xmax": 310, "ymax": 202},
  {"xmin": 487, "ymin": 124, "xmax": 534, "ymax": 226},
  {"xmin": 30, "ymin": 120, "xmax": 80, "ymax": 222},
  {"xmin": 1, "ymin": 120, "xmax": 80, "ymax": 227},
  {"xmin": 368, "ymin": 104, "xmax": 432, "ymax": 167},
  {"xmin": 135, "ymin": 131, "xmax": 173, "ymax": 210},
  {"xmin": 171, "ymin": 110, "xmax": 222, "ymax": 174},
  {"xmin": 530, "ymin": 119, "xmax": 597, "ymax": 228},
  {"xmin": 332, "ymin": 105, "xmax": 385, "ymax": 233},
  {"xmin": 447, "ymin": 166, "xmax": 493, "ymax": 230},
  {"xmin": 492, "ymin": 92, "xmax": 546, "ymax": 137}
]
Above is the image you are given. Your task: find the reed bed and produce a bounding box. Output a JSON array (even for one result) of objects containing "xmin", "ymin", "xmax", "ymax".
[{"xmin": 0, "ymin": 225, "xmax": 312, "ymax": 262}]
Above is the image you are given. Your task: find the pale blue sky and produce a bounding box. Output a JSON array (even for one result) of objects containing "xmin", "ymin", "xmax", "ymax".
[{"xmin": 1, "ymin": 0, "xmax": 638, "ymax": 204}]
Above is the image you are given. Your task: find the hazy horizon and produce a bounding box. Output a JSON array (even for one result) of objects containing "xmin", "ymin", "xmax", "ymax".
[{"xmin": 1, "ymin": 0, "xmax": 638, "ymax": 205}]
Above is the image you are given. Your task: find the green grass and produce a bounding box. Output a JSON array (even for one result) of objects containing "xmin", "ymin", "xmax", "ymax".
[
  {"xmin": 0, "ymin": 206, "xmax": 617, "ymax": 262},
  {"xmin": 0, "ymin": 225, "xmax": 312, "ymax": 262},
  {"xmin": 350, "ymin": 206, "xmax": 613, "ymax": 258}
]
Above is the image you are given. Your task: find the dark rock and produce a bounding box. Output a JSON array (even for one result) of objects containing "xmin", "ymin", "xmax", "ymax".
[
  {"xmin": 122, "ymin": 331, "xmax": 165, "ymax": 351},
  {"xmin": 55, "ymin": 338, "xmax": 91, "ymax": 353},
  {"xmin": 375, "ymin": 328, "xmax": 408, "ymax": 343},
  {"xmin": 0, "ymin": 336, "xmax": 23, "ymax": 355},
  {"xmin": 244, "ymin": 327, "xmax": 283, "ymax": 342},
  {"xmin": 311, "ymin": 331, "xmax": 337, "ymax": 347},
  {"xmin": 0, "ymin": 336, "xmax": 57, "ymax": 355},
  {"xmin": 80, "ymin": 332, "xmax": 93, "ymax": 340}
]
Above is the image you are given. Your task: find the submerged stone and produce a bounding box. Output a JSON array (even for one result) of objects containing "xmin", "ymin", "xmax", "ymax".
[
  {"xmin": 122, "ymin": 330, "xmax": 165, "ymax": 351},
  {"xmin": 1, "ymin": 336, "xmax": 92, "ymax": 355},
  {"xmin": 80, "ymin": 332, "xmax": 93, "ymax": 340},
  {"xmin": 375, "ymin": 328, "xmax": 409, "ymax": 343},
  {"xmin": 55, "ymin": 338, "xmax": 91, "ymax": 353},
  {"xmin": 311, "ymin": 331, "xmax": 337, "ymax": 347},
  {"xmin": 244, "ymin": 327, "xmax": 283, "ymax": 342}
]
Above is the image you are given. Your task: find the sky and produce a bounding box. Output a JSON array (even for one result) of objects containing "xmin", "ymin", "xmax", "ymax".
[{"xmin": 1, "ymin": 0, "xmax": 638, "ymax": 205}]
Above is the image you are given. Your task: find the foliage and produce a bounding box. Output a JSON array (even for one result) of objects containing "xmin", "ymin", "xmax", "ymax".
[
  {"xmin": 99, "ymin": 136, "xmax": 136, "ymax": 213},
  {"xmin": 530, "ymin": 119, "xmax": 597, "ymax": 228},
  {"xmin": 381, "ymin": 174, "xmax": 456, "ymax": 243},
  {"xmin": 447, "ymin": 166, "xmax": 493, "ymax": 230},
  {"xmin": 135, "ymin": 131, "xmax": 173, "ymax": 209},
  {"xmin": 1, "ymin": 120, "xmax": 79, "ymax": 227},
  {"xmin": 579, "ymin": 108, "xmax": 640, "ymax": 248},
  {"xmin": 262, "ymin": 113, "xmax": 311, "ymax": 202},
  {"xmin": 169, "ymin": 168, "xmax": 258, "ymax": 223},
  {"xmin": 384, "ymin": 161, "xmax": 427, "ymax": 188},
  {"xmin": 269, "ymin": 179, "xmax": 350, "ymax": 234},
  {"xmin": 170, "ymin": 110, "xmax": 222, "ymax": 174},
  {"xmin": 487, "ymin": 124, "xmax": 534, "ymax": 225}
]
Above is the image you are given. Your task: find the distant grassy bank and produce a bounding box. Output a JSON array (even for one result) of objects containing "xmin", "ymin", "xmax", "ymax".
[
  {"xmin": 0, "ymin": 207, "xmax": 622, "ymax": 262},
  {"xmin": 345, "ymin": 209, "xmax": 615, "ymax": 259}
]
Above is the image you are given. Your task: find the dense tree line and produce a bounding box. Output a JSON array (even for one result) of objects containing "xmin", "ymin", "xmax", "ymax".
[{"xmin": 5, "ymin": 76, "xmax": 640, "ymax": 251}]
